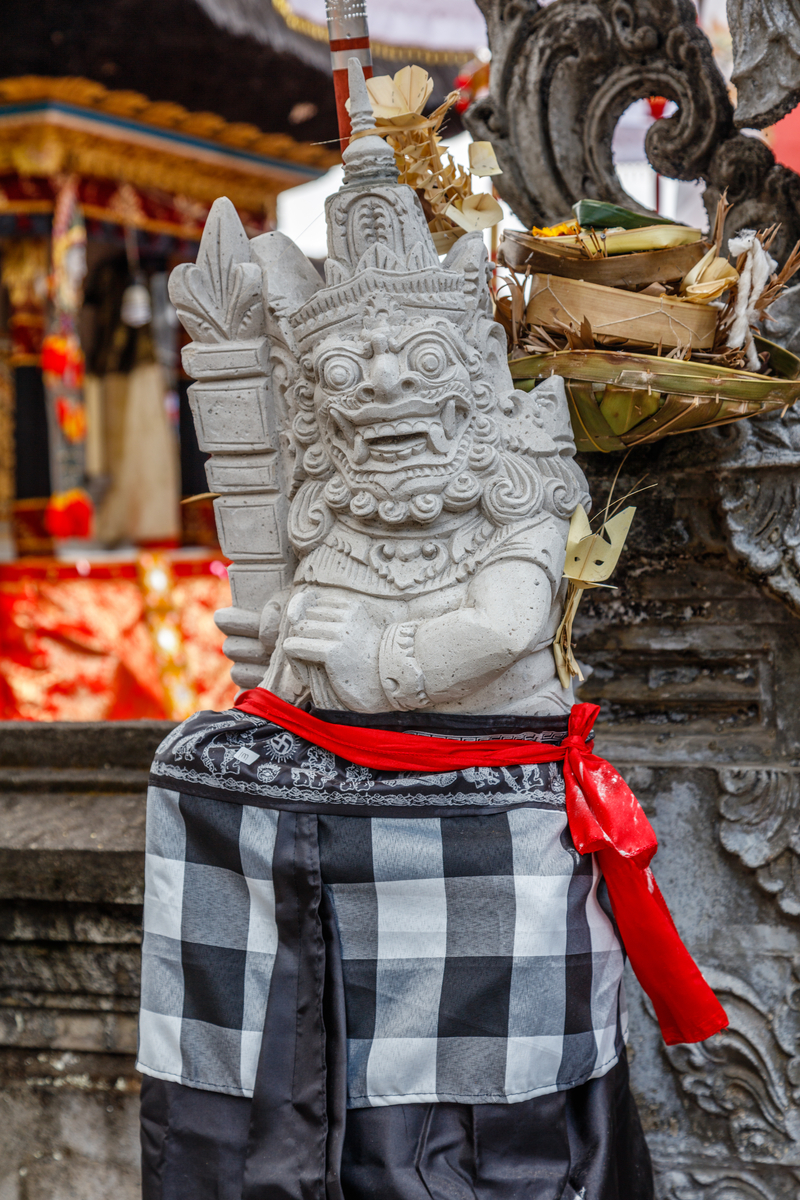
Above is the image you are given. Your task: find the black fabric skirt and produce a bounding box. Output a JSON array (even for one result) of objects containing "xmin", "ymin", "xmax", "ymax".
[{"xmin": 140, "ymin": 1050, "xmax": 653, "ymax": 1200}]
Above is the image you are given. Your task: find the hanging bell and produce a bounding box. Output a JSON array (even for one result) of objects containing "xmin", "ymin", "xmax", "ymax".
[{"xmin": 121, "ymin": 276, "xmax": 152, "ymax": 328}]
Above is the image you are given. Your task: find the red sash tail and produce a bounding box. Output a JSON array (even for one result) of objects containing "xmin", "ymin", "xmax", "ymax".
[{"xmin": 560, "ymin": 705, "xmax": 727, "ymax": 1045}]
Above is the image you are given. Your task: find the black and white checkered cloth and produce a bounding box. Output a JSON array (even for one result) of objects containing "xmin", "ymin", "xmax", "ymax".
[
  {"xmin": 138, "ymin": 709, "xmax": 627, "ymax": 1108},
  {"xmin": 138, "ymin": 787, "xmax": 279, "ymax": 1097}
]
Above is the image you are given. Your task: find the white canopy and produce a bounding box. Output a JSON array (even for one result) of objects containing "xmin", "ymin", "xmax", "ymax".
[{"xmin": 288, "ymin": 0, "xmax": 487, "ymax": 54}]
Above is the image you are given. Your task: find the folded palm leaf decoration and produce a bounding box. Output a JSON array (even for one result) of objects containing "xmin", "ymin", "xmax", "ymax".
[{"xmin": 499, "ymin": 199, "xmax": 800, "ymax": 451}]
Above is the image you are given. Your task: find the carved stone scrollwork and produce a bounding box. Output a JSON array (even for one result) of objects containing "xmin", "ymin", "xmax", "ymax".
[
  {"xmin": 657, "ymin": 1166, "xmax": 800, "ymax": 1200},
  {"xmin": 721, "ymin": 458, "xmax": 800, "ymax": 612},
  {"xmin": 704, "ymin": 406, "xmax": 800, "ymax": 619},
  {"xmin": 716, "ymin": 769, "xmax": 800, "ymax": 917},
  {"xmin": 466, "ymin": 0, "xmax": 732, "ymax": 229},
  {"xmin": 467, "ymin": 0, "xmax": 800, "ymax": 263},
  {"xmin": 662, "ymin": 967, "xmax": 800, "ymax": 1163}
]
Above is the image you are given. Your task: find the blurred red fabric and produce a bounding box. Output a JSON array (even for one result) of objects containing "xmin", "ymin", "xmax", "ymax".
[{"xmin": 0, "ymin": 555, "xmax": 237, "ymax": 721}]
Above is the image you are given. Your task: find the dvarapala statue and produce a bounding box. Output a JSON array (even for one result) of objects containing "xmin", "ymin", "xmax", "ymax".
[
  {"xmin": 170, "ymin": 62, "xmax": 589, "ymax": 717},
  {"xmin": 137, "ymin": 62, "xmax": 683, "ymax": 1200}
]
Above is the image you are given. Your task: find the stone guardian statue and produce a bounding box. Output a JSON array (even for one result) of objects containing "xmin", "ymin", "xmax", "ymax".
[
  {"xmin": 169, "ymin": 60, "xmax": 589, "ymax": 715},
  {"xmin": 137, "ymin": 60, "xmax": 724, "ymax": 1200}
]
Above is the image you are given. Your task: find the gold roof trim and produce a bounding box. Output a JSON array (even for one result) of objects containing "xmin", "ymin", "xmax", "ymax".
[
  {"xmin": 272, "ymin": 0, "xmax": 474, "ymax": 66},
  {"xmin": 0, "ymin": 76, "xmax": 340, "ymax": 171}
]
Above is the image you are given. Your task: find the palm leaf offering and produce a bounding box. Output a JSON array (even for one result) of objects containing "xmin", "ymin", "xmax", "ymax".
[
  {"xmin": 498, "ymin": 196, "xmax": 800, "ymax": 450},
  {"xmin": 509, "ymin": 338, "xmax": 800, "ymax": 452},
  {"xmin": 539, "ymin": 224, "xmax": 702, "ymax": 256},
  {"xmin": 500, "ymin": 230, "xmax": 709, "ymax": 289},
  {"xmin": 355, "ymin": 66, "xmax": 504, "ymax": 254},
  {"xmin": 554, "ymin": 503, "xmax": 636, "ymax": 686},
  {"xmin": 572, "ymin": 199, "xmax": 680, "ymax": 229}
]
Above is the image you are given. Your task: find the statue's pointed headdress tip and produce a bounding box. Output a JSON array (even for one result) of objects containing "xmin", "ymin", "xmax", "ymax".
[
  {"xmin": 341, "ymin": 59, "xmax": 397, "ymax": 187},
  {"xmin": 347, "ymin": 58, "xmax": 375, "ymax": 135},
  {"xmin": 294, "ymin": 57, "xmax": 488, "ymax": 346}
]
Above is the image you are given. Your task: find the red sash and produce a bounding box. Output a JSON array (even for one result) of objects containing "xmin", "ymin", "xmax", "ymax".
[{"xmin": 235, "ymin": 689, "xmax": 727, "ymax": 1047}]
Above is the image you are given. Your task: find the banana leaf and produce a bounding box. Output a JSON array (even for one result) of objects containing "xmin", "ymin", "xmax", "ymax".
[
  {"xmin": 509, "ymin": 337, "xmax": 800, "ymax": 452},
  {"xmin": 572, "ymin": 199, "xmax": 679, "ymax": 229}
]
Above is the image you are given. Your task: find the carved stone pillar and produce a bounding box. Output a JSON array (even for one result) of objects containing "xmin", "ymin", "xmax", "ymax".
[{"xmin": 169, "ymin": 198, "xmax": 295, "ymax": 688}]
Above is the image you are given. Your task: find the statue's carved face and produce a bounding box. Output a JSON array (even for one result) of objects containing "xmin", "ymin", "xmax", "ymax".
[{"xmin": 312, "ymin": 318, "xmax": 476, "ymax": 499}]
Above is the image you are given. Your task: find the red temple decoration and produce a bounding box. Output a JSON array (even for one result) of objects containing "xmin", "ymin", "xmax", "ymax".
[{"xmin": 0, "ymin": 76, "xmax": 338, "ymax": 716}]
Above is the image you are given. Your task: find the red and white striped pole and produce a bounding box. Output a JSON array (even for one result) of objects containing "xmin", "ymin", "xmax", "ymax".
[{"xmin": 325, "ymin": 0, "xmax": 373, "ymax": 148}]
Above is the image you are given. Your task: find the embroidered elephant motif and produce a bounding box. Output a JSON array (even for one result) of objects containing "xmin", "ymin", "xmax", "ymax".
[{"xmin": 291, "ymin": 745, "xmax": 338, "ymax": 789}]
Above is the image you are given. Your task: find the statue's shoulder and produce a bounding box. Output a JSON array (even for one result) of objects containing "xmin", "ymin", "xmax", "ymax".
[{"xmin": 474, "ymin": 513, "xmax": 569, "ymax": 585}]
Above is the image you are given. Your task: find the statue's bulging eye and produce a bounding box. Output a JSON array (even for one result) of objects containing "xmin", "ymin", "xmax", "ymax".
[
  {"xmin": 322, "ymin": 357, "xmax": 361, "ymax": 391},
  {"xmin": 409, "ymin": 343, "xmax": 447, "ymax": 378}
]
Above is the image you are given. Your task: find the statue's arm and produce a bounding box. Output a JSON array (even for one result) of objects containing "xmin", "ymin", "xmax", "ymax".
[
  {"xmin": 281, "ymin": 556, "xmax": 558, "ymax": 712},
  {"xmin": 380, "ymin": 558, "xmax": 554, "ymax": 708}
]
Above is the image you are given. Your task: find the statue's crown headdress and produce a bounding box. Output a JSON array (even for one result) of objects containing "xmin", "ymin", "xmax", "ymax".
[{"xmin": 289, "ymin": 59, "xmax": 491, "ymax": 351}]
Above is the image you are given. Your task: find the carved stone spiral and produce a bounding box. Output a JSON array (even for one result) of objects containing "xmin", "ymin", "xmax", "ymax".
[{"xmin": 466, "ymin": 0, "xmax": 800, "ymax": 265}]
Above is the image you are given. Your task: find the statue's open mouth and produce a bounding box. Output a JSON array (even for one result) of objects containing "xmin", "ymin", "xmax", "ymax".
[{"xmin": 328, "ymin": 396, "xmax": 463, "ymax": 464}]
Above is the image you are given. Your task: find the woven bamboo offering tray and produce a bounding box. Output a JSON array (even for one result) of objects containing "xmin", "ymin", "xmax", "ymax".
[
  {"xmin": 498, "ymin": 199, "xmax": 800, "ymax": 450},
  {"xmin": 500, "ymin": 228, "xmax": 710, "ymax": 290},
  {"xmin": 525, "ymin": 274, "xmax": 718, "ymax": 350},
  {"xmin": 509, "ymin": 337, "xmax": 800, "ymax": 452}
]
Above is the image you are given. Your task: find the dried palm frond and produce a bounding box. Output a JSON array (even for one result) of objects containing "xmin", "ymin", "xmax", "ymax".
[
  {"xmin": 360, "ymin": 66, "xmax": 503, "ymax": 250},
  {"xmin": 710, "ymin": 190, "xmax": 732, "ymax": 256}
]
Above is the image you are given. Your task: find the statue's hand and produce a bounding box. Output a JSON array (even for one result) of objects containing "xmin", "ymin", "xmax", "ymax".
[{"xmin": 282, "ymin": 592, "xmax": 386, "ymax": 711}]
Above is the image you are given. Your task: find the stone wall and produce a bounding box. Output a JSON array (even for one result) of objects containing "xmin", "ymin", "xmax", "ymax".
[
  {"xmin": 0, "ymin": 721, "xmax": 171, "ymax": 1200},
  {"xmin": 579, "ymin": 424, "xmax": 800, "ymax": 1198}
]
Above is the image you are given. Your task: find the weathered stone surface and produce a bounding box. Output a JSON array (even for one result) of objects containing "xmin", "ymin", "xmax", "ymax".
[
  {"xmin": 0, "ymin": 722, "xmax": 170, "ymax": 1196},
  {"xmin": 0, "ymin": 791, "xmax": 145, "ymax": 904},
  {"xmin": 0, "ymin": 721, "xmax": 172, "ymax": 771},
  {"xmin": 729, "ymin": 0, "xmax": 800, "ymax": 128},
  {"xmin": 0, "ymin": 1068, "xmax": 140, "ymax": 1200}
]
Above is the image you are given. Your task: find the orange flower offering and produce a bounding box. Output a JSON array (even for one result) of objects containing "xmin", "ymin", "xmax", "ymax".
[{"xmin": 41, "ymin": 332, "xmax": 85, "ymax": 388}]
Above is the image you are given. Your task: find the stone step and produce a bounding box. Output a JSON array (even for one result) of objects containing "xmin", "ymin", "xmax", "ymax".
[{"xmin": 0, "ymin": 722, "xmax": 174, "ymax": 1066}]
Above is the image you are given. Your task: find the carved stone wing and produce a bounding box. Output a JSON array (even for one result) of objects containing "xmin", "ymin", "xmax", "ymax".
[{"xmin": 170, "ymin": 199, "xmax": 264, "ymax": 344}]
